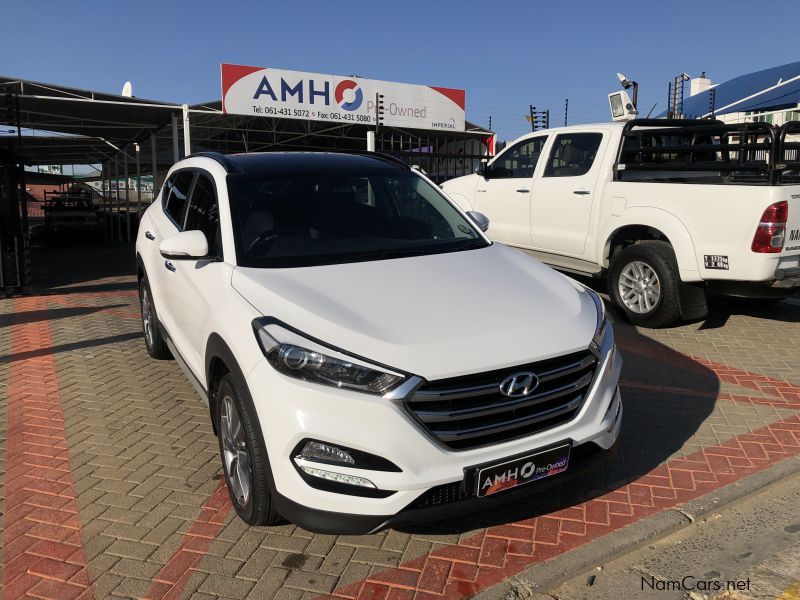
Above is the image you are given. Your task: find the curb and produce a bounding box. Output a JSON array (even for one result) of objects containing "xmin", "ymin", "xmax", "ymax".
[{"xmin": 476, "ymin": 454, "xmax": 800, "ymax": 599}]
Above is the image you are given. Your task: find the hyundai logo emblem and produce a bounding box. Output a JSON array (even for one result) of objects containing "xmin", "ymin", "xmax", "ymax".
[{"xmin": 499, "ymin": 371, "xmax": 539, "ymax": 398}]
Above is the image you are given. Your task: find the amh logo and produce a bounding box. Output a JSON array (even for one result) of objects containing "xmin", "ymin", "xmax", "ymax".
[{"xmin": 335, "ymin": 80, "xmax": 363, "ymax": 111}]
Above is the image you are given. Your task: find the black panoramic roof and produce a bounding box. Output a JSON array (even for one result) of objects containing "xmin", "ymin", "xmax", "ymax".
[{"xmin": 190, "ymin": 151, "xmax": 409, "ymax": 175}]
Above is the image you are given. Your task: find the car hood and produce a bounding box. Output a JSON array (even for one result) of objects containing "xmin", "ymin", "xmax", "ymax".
[{"xmin": 232, "ymin": 243, "xmax": 597, "ymax": 380}]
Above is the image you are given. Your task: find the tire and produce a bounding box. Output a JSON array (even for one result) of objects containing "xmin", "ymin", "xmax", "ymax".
[
  {"xmin": 608, "ymin": 240, "xmax": 682, "ymax": 327},
  {"xmin": 214, "ymin": 373, "xmax": 280, "ymax": 526},
  {"xmin": 139, "ymin": 275, "xmax": 171, "ymax": 359}
]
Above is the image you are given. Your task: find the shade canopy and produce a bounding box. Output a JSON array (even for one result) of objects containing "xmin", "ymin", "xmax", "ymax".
[{"xmin": 0, "ymin": 76, "xmax": 179, "ymax": 141}]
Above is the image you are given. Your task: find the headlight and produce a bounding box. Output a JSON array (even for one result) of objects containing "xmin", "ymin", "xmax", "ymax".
[
  {"xmin": 587, "ymin": 288, "xmax": 608, "ymax": 347},
  {"xmin": 252, "ymin": 319, "xmax": 405, "ymax": 395}
]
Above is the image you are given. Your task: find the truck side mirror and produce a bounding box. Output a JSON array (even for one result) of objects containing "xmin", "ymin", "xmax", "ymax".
[{"xmin": 476, "ymin": 160, "xmax": 491, "ymax": 179}]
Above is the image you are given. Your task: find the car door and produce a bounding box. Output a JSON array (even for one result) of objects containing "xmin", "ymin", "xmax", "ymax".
[
  {"xmin": 530, "ymin": 131, "xmax": 608, "ymax": 256},
  {"xmin": 145, "ymin": 170, "xmax": 194, "ymax": 341},
  {"xmin": 473, "ymin": 135, "xmax": 548, "ymax": 248},
  {"xmin": 167, "ymin": 170, "xmax": 224, "ymax": 378}
]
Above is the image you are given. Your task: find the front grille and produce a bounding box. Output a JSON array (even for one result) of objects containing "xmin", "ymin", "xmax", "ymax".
[{"xmin": 405, "ymin": 350, "xmax": 598, "ymax": 451}]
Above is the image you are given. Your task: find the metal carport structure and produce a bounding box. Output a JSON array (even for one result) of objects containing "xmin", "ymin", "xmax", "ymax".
[{"xmin": 0, "ymin": 75, "xmax": 493, "ymax": 292}]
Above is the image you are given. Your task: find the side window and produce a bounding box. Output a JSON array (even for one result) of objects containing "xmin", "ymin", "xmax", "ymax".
[
  {"xmin": 184, "ymin": 173, "xmax": 220, "ymax": 252},
  {"xmin": 163, "ymin": 171, "xmax": 195, "ymax": 228},
  {"xmin": 543, "ymin": 133, "xmax": 603, "ymax": 177},
  {"xmin": 490, "ymin": 137, "xmax": 548, "ymax": 179}
]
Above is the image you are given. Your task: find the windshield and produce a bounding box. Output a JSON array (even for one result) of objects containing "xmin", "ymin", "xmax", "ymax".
[{"xmin": 227, "ymin": 166, "xmax": 488, "ymax": 268}]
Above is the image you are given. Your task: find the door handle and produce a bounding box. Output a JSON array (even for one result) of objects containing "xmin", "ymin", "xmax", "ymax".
[
  {"xmin": 164, "ymin": 260, "xmax": 176, "ymax": 272},
  {"xmin": 516, "ymin": 188, "xmax": 530, "ymax": 193},
  {"xmin": 573, "ymin": 189, "xmax": 591, "ymax": 195},
  {"xmin": 145, "ymin": 231, "xmax": 156, "ymax": 240}
]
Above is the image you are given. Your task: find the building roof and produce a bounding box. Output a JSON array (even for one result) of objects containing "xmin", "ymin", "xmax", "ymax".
[{"xmin": 674, "ymin": 61, "xmax": 800, "ymax": 118}]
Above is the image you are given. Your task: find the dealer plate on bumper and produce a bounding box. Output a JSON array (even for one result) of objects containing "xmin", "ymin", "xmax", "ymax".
[{"xmin": 473, "ymin": 443, "xmax": 571, "ymax": 498}]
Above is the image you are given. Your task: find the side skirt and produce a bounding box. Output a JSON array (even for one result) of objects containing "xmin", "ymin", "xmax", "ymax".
[{"xmin": 160, "ymin": 323, "xmax": 210, "ymax": 405}]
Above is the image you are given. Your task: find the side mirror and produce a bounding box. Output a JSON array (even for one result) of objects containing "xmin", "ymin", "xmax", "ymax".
[
  {"xmin": 159, "ymin": 230, "xmax": 209, "ymax": 260},
  {"xmin": 466, "ymin": 211, "xmax": 490, "ymax": 233},
  {"xmin": 475, "ymin": 160, "xmax": 490, "ymax": 179}
]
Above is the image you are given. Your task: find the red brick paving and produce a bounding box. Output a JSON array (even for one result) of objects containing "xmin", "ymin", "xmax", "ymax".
[
  {"xmin": 2, "ymin": 254, "xmax": 799, "ymax": 600},
  {"xmin": 316, "ymin": 337, "xmax": 800, "ymax": 600},
  {"xmin": 1, "ymin": 296, "xmax": 95, "ymax": 600},
  {"xmin": 143, "ymin": 481, "xmax": 231, "ymax": 600}
]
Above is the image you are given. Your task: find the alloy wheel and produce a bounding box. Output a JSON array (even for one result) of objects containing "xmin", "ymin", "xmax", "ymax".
[
  {"xmin": 141, "ymin": 287, "xmax": 154, "ymax": 349},
  {"xmin": 618, "ymin": 260, "xmax": 661, "ymax": 314},
  {"xmin": 220, "ymin": 395, "xmax": 252, "ymax": 507}
]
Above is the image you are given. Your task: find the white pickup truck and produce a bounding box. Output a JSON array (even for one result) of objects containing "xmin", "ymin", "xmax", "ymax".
[{"xmin": 443, "ymin": 118, "xmax": 800, "ymax": 327}]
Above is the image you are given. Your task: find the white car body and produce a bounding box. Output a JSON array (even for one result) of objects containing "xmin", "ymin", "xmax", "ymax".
[
  {"xmin": 135, "ymin": 152, "xmax": 622, "ymax": 533},
  {"xmin": 443, "ymin": 121, "xmax": 800, "ymax": 325}
]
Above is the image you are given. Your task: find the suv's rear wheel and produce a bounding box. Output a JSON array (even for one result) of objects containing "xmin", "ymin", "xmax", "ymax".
[
  {"xmin": 609, "ymin": 241, "xmax": 681, "ymax": 327},
  {"xmin": 139, "ymin": 276, "xmax": 171, "ymax": 359},
  {"xmin": 215, "ymin": 373, "xmax": 280, "ymax": 526}
]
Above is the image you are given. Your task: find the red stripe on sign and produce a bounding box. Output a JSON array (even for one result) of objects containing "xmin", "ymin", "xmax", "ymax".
[
  {"xmin": 1, "ymin": 296, "xmax": 95, "ymax": 600},
  {"xmin": 221, "ymin": 63, "xmax": 265, "ymax": 113},
  {"xmin": 430, "ymin": 87, "xmax": 466, "ymax": 111}
]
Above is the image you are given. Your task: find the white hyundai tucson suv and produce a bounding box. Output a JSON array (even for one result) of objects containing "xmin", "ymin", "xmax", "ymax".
[{"xmin": 135, "ymin": 151, "xmax": 622, "ymax": 534}]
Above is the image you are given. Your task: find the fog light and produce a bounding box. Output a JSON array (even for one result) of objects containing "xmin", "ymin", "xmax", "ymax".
[
  {"xmin": 299, "ymin": 465, "xmax": 376, "ymax": 488},
  {"xmin": 297, "ymin": 441, "xmax": 355, "ymax": 465}
]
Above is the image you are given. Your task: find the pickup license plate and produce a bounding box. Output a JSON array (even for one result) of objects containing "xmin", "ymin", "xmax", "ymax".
[{"xmin": 474, "ymin": 443, "xmax": 571, "ymax": 498}]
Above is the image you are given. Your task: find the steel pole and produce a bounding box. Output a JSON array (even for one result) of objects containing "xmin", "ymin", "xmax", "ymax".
[
  {"xmin": 135, "ymin": 143, "xmax": 141, "ymax": 218},
  {"xmin": 114, "ymin": 154, "xmax": 121, "ymax": 241},
  {"xmin": 182, "ymin": 104, "xmax": 191, "ymax": 158},
  {"xmin": 14, "ymin": 93, "xmax": 29, "ymax": 286},
  {"xmin": 124, "ymin": 157, "xmax": 130, "ymax": 242},
  {"xmin": 171, "ymin": 113, "xmax": 179, "ymax": 163},
  {"xmin": 151, "ymin": 133, "xmax": 157, "ymax": 200}
]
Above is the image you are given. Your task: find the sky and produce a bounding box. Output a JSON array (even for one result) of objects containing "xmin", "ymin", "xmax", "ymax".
[{"xmin": 3, "ymin": 0, "xmax": 800, "ymax": 142}]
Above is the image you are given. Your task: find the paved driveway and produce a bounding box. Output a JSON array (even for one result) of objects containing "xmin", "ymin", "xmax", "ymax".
[{"xmin": 1, "ymin": 243, "xmax": 799, "ymax": 600}]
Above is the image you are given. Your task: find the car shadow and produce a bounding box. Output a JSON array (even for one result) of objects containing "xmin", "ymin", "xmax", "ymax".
[
  {"xmin": 26, "ymin": 241, "xmax": 137, "ymax": 295},
  {"xmin": 396, "ymin": 303, "xmax": 720, "ymax": 536},
  {"xmin": 0, "ymin": 331, "xmax": 143, "ymax": 365},
  {"xmin": 697, "ymin": 294, "xmax": 800, "ymax": 330},
  {"xmin": 0, "ymin": 304, "xmax": 129, "ymax": 329}
]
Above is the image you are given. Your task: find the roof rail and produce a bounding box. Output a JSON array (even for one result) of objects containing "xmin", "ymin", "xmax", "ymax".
[
  {"xmin": 187, "ymin": 151, "xmax": 241, "ymax": 173},
  {"xmin": 329, "ymin": 149, "xmax": 411, "ymax": 170}
]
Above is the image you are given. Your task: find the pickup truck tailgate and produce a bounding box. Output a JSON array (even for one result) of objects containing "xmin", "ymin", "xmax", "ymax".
[{"xmin": 785, "ymin": 189, "xmax": 800, "ymax": 255}]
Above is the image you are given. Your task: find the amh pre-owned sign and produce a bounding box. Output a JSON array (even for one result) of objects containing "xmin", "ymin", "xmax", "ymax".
[{"xmin": 221, "ymin": 64, "xmax": 466, "ymax": 132}]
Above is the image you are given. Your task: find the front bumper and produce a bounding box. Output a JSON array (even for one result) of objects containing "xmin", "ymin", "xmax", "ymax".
[
  {"xmin": 246, "ymin": 326, "xmax": 623, "ymax": 534},
  {"xmin": 274, "ymin": 433, "xmax": 621, "ymax": 534}
]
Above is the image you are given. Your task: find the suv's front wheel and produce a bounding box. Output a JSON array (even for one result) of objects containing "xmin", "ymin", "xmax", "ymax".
[
  {"xmin": 214, "ymin": 373, "xmax": 280, "ymax": 526},
  {"xmin": 608, "ymin": 241, "xmax": 682, "ymax": 327}
]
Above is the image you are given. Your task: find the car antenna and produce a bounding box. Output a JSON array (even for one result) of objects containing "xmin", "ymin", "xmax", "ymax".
[{"xmin": 645, "ymin": 103, "xmax": 658, "ymax": 118}]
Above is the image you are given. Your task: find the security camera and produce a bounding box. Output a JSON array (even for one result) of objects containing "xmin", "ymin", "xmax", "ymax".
[{"xmin": 617, "ymin": 72, "xmax": 632, "ymax": 89}]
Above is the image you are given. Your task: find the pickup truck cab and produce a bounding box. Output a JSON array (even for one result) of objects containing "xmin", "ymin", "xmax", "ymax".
[{"xmin": 443, "ymin": 118, "xmax": 800, "ymax": 327}]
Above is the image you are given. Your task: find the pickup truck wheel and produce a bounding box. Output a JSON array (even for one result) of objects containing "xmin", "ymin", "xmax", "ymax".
[
  {"xmin": 215, "ymin": 373, "xmax": 280, "ymax": 526},
  {"xmin": 139, "ymin": 276, "xmax": 171, "ymax": 359},
  {"xmin": 609, "ymin": 241, "xmax": 681, "ymax": 327}
]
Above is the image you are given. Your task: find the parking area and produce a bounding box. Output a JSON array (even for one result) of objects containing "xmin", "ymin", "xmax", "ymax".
[{"xmin": 1, "ymin": 242, "xmax": 800, "ymax": 600}]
